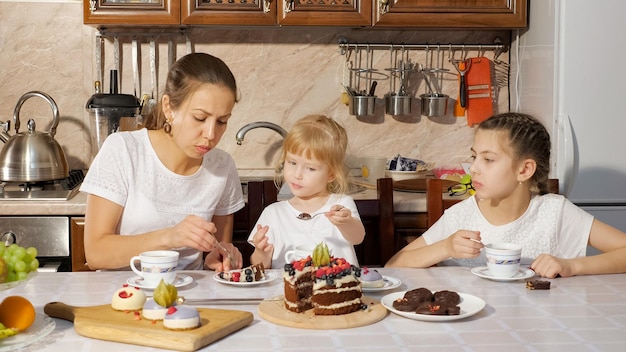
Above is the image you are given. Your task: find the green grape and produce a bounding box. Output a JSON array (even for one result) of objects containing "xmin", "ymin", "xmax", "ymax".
[
  {"xmin": 22, "ymin": 253, "xmax": 32, "ymax": 265},
  {"xmin": 12, "ymin": 247, "xmax": 26, "ymax": 260},
  {"xmin": 29, "ymin": 258, "xmax": 39, "ymax": 272},
  {"xmin": 7, "ymin": 244, "xmax": 18, "ymax": 254},
  {"xmin": 16, "ymin": 271, "xmax": 27, "ymax": 281},
  {"xmin": 25, "ymin": 247, "xmax": 37, "ymax": 258},
  {"xmin": 6, "ymin": 271, "xmax": 17, "ymax": 282},
  {"xmin": 14, "ymin": 260, "xmax": 26, "ymax": 273}
]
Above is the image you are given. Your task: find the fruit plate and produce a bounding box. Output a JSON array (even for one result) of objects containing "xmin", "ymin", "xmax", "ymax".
[
  {"xmin": 0, "ymin": 314, "xmax": 55, "ymax": 351},
  {"xmin": 380, "ymin": 291, "xmax": 486, "ymax": 322},
  {"xmin": 213, "ymin": 271, "xmax": 279, "ymax": 286},
  {"xmin": 0, "ymin": 271, "xmax": 37, "ymax": 292}
]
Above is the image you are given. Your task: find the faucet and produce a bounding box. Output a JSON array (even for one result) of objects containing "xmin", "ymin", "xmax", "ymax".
[{"xmin": 235, "ymin": 121, "xmax": 287, "ymax": 145}]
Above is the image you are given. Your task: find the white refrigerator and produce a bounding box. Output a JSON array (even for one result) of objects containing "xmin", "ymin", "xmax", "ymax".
[{"xmin": 512, "ymin": 0, "xmax": 626, "ymax": 237}]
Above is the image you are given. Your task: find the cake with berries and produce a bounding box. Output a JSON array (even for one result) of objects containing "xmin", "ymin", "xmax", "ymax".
[
  {"xmin": 218, "ymin": 263, "xmax": 266, "ymax": 283},
  {"xmin": 283, "ymin": 243, "xmax": 363, "ymax": 315},
  {"xmin": 111, "ymin": 284, "xmax": 146, "ymax": 311},
  {"xmin": 163, "ymin": 305, "xmax": 200, "ymax": 330}
]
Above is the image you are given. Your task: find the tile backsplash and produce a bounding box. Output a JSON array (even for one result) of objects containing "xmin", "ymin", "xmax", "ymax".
[{"xmin": 0, "ymin": 0, "xmax": 511, "ymax": 176}]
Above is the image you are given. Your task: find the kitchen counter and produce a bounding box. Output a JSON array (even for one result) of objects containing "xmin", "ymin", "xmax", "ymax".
[
  {"xmin": 4, "ymin": 267, "xmax": 626, "ymax": 351},
  {"xmin": 0, "ymin": 186, "xmax": 426, "ymax": 216}
]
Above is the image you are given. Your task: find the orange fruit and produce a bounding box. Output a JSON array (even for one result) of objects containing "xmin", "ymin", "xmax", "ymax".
[{"xmin": 0, "ymin": 296, "xmax": 36, "ymax": 331}]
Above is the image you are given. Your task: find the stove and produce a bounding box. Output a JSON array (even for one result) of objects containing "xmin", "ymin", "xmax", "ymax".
[{"xmin": 0, "ymin": 169, "xmax": 85, "ymax": 201}]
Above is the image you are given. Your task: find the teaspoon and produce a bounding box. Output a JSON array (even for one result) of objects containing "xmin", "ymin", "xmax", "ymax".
[{"xmin": 297, "ymin": 206, "xmax": 344, "ymax": 220}]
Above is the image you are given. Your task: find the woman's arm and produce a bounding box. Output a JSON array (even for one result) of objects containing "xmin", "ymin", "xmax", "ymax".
[
  {"xmin": 203, "ymin": 214, "xmax": 242, "ymax": 271},
  {"xmin": 84, "ymin": 194, "xmax": 219, "ymax": 270}
]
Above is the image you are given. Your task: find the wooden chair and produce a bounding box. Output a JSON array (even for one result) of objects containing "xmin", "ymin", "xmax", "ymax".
[
  {"xmin": 354, "ymin": 177, "xmax": 396, "ymax": 266},
  {"xmin": 426, "ymin": 178, "xmax": 560, "ymax": 228}
]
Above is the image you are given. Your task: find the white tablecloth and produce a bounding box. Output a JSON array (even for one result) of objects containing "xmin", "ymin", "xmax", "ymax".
[{"xmin": 3, "ymin": 267, "xmax": 626, "ymax": 351}]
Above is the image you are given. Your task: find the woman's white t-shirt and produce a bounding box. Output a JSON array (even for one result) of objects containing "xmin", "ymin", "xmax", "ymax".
[
  {"xmin": 422, "ymin": 194, "xmax": 593, "ymax": 267},
  {"xmin": 80, "ymin": 129, "xmax": 245, "ymax": 270}
]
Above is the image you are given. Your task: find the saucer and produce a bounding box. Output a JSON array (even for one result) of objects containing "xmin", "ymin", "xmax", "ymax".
[
  {"xmin": 127, "ymin": 274, "xmax": 193, "ymax": 290},
  {"xmin": 361, "ymin": 276, "xmax": 402, "ymax": 292},
  {"xmin": 471, "ymin": 266, "xmax": 535, "ymax": 282}
]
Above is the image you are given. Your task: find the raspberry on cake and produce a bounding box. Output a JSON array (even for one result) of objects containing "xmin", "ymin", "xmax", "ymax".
[
  {"xmin": 111, "ymin": 284, "xmax": 146, "ymax": 311},
  {"xmin": 283, "ymin": 242, "xmax": 363, "ymax": 316}
]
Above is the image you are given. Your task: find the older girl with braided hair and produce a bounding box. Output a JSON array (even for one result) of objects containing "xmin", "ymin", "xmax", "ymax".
[{"xmin": 386, "ymin": 112, "xmax": 626, "ymax": 277}]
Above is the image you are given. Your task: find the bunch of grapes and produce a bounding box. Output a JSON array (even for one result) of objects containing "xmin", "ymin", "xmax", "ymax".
[{"xmin": 0, "ymin": 244, "xmax": 39, "ymax": 283}]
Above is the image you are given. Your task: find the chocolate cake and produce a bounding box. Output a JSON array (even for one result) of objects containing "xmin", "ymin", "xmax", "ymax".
[
  {"xmin": 393, "ymin": 287, "xmax": 461, "ymax": 316},
  {"xmin": 526, "ymin": 280, "xmax": 551, "ymax": 290}
]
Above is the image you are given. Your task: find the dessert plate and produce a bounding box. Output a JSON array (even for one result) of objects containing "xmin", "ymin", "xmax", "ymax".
[
  {"xmin": 471, "ymin": 266, "xmax": 535, "ymax": 282},
  {"xmin": 127, "ymin": 274, "xmax": 193, "ymax": 290},
  {"xmin": 362, "ymin": 276, "xmax": 402, "ymax": 292},
  {"xmin": 214, "ymin": 271, "xmax": 279, "ymax": 286},
  {"xmin": 381, "ymin": 291, "xmax": 486, "ymax": 322},
  {"xmin": 0, "ymin": 314, "xmax": 55, "ymax": 351}
]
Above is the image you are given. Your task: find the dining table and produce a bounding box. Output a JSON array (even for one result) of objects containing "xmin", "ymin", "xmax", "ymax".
[{"xmin": 2, "ymin": 266, "xmax": 626, "ymax": 351}]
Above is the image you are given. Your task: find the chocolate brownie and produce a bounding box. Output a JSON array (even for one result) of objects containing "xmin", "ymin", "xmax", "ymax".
[
  {"xmin": 393, "ymin": 297, "xmax": 419, "ymax": 311},
  {"xmin": 404, "ymin": 287, "xmax": 433, "ymax": 304},
  {"xmin": 433, "ymin": 290, "xmax": 461, "ymax": 305},
  {"xmin": 526, "ymin": 280, "xmax": 551, "ymax": 290}
]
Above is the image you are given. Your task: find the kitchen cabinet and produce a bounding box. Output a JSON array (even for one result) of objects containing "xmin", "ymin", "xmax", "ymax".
[
  {"xmin": 84, "ymin": 0, "xmax": 527, "ymax": 28},
  {"xmin": 70, "ymin": 217, "xmax": 91, "ymax": 272}
]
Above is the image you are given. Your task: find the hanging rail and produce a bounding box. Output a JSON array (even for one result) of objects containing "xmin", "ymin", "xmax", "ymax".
[{"xmin": 338, "ymin": 39, "xmax": 507, "ymax": 57}]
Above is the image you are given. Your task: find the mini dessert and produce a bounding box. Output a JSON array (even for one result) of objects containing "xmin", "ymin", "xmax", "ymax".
[
  {"xmin": 526, "ymin": 280, "xmax": 551, "ymax": 290},
  {"xmin": 393, "ymin": 287, "xmax": 461, "ymax": 316},
  {"xmin": 218, "ymin": 263, "xmax": 266, "ymax": 283},
  {"xmin": 404, "ymin": 288, "xmax": 433, "ymax": 304},
  {"xmin": 415, "ymin": 301, "xmax": 460, "ymax": 316},
  {"xmin": 142, "ymin": 298, "xmax": 168, "ymax": 321},
  {"xmin": 392, "ymin": 297, "xmax": 419, "ymax": 312},
  {"xmin": 111, "ymin": 284, "xmax": 146, "ymax": 311},
  {"xmin": 163, "ymin": 305, "xmax": 200, "ymax": 330},
  {"xmin": 283, "ymin": 242, "xmax": 363, "ymax": 315},
  {"xmin": 433, "ymin": 290, "xmax": 460, "ymax": 305},
  {"xmin": 359, "ymin": 267, "xmax": 385, "ymax": 288}
]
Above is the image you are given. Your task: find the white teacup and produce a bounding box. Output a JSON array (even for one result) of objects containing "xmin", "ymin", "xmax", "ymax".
[
  {"xmin": 130, "ymin": 250, "xmax": 179, "ymax": 287},
  {"xmin": 284, "ymin": 245, "xmax": 314, "ymax": 264},
  {"xmin": 485, "ymin": 243, "xmax": 522, "ymax": 278}
]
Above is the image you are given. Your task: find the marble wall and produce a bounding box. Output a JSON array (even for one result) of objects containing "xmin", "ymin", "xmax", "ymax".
[{"xmin": 0, "ymin": 0, "xmax": 511, "ymax": 176}]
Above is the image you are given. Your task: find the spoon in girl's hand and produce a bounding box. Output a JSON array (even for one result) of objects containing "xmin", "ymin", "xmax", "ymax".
[{"xmin": 297, "ymin": 206, "xmax": 344, "ymax": 220}]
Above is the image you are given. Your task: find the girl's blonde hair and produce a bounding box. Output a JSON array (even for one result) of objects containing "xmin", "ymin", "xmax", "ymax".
[{"xmin": 276, "ymin": 115, "xmax": 349, "ymax": 194}]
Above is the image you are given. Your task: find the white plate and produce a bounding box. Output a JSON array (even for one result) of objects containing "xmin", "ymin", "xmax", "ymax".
[
  {"xmin": 381, "ymin": 291, "xmax": 486, "ymax": 322},
  {"xmin": 126, "ymin": 274, "xmax": 193, "ymax": 290},
  {"xmin": 0, "ymin": 314, "xmax": 55, "ymax": 351},
  {"xmin": 471, "ymin": 266, "xmax": 535, "ymax": 282},
  {"xmin": 213, "ymin": 271, "xmax": 279, "ymax": 286},
  {"xmin": 361, "ymin": 276, "xmax": 402, "ymax": 292}
]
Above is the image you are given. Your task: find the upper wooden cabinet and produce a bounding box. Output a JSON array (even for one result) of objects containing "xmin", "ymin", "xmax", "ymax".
[{"xmin": 84, "ymin": 0, "xmax": 527, "ymax": 28}]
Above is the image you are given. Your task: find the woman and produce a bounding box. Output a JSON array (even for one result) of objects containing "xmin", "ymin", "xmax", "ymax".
[{"xmin": 81, "ymin": 53, "xmax": 244, "ymax": 272}]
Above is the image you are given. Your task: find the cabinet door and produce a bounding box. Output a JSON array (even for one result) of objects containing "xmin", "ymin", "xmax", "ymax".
[
  {"xmin": 373, "ymin": 0, "xmax": 527, "ymax": 28},
  {"xmin": 84, "ymin": 0, "xmax": 181, "ymax": 26},
  {"xmin": 70, "ymin": 217, "xmax": 92, "ymax": 272},
  {"xmin": 182, "ymin": 0, "xmax": 277, "ymax": 25},
  {"xmin": 278, "ymin": 0, "xmax": 371, "ymax": 26}
]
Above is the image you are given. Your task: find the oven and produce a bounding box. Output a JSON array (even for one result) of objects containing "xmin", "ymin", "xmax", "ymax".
[{"xmin": 0, "ymin": 170, "xmax": 85, "ymax": 272}]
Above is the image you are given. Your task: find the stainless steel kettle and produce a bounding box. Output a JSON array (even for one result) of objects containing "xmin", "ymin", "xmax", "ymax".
[{"xmin": 0, "ymin": 91, "xmax": 69, "ymax": 182}]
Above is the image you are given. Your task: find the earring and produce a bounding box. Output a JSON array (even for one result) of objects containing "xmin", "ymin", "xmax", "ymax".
[{"xmin": 163, "ymin": 120, "xmax": 172, "ymax": 134}]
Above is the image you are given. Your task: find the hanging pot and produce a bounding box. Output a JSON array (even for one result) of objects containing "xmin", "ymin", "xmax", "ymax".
[{"xmin": 0, "ymin": 91, "xmax": 69, "ymax": 182}]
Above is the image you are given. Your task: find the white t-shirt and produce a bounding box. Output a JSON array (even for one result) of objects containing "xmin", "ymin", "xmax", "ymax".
[
  {"xmin": 422, "ymin": 194, "xmax": 593, "ymax": 267},
  {"xmin": 247, "ymin": 194, "xmax": 361, "ymax": 269},
  {"xmin": 80, "ymin": 129, "xmax": 245, "ymax": 270}
]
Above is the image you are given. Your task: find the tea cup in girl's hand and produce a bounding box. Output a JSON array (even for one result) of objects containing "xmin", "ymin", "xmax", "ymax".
[{"xmin": 485, "ymin": 243, "xmax": 522, "ymax": 278}]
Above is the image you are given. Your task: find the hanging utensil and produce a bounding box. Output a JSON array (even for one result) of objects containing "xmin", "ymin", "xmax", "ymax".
[
  {"xmin": 113, "ymin": 36, "xmax": 121, "ymax": 93},
  {"xmin": 131, "ymin": 38, "xmax": 141, "ymax": 98},
  {"xmin": 147, "ymin": 37, "xmax": 158, "ymax": 115}
]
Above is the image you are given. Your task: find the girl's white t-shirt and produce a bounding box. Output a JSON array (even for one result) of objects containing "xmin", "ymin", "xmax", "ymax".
[
  {"xmin": 422, "ymin": 194, "xmax": 593, "ymax": 267},
  {"xmin": 80, "ymin": 129, "xmax": 245, "ymax": 270}
]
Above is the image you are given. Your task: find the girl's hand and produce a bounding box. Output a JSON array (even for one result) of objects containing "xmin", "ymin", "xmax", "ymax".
[
  {"xmin": 445, "ymin": 230, "xmax": 483, "ymax": 259},
  {"xmin": 204, "ymin": 242, "xmax": 242, "ymax": 272},
  {"xmin": 325, "ymin": 205, "xmax": 351, "ymax": 225},
  {"xmin": 251, "ymin": 224, "xmax": 273, "ymax": 268},
  {"xmin": 530, "ymin": 254, "xmax": 569, "ymax": 278},
  {"xmin": 169, "ymin": 215, "xmax": 219, "ymax": 252}
]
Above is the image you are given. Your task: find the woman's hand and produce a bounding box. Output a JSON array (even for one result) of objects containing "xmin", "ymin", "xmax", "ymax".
[
  {"xmin": 445, "ymin": 230, "xmax": 483, "ymax": 259},
  {"xmin": 531, "ymin": 254, "xmax": 569, "ymax": 278},
  {"xmin": 204, "ymin": 242, "xmax": 242, "ymax": 272},
  {"xmin": 168, "ymin": 215, "xmax": 219, "ymax": 252}
]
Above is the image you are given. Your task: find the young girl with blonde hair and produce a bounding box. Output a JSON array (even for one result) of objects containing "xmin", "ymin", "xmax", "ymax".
[{"xmin": 248, "ymin": 115, "xmax": 365, "ymax": 269}]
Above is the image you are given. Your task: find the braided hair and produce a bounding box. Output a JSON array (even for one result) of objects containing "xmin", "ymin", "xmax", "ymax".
[{"xmin": 477, "ymin": 113, "xmax": 552, "ymax": 194}]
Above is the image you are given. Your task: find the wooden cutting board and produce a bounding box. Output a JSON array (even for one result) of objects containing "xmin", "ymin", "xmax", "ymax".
[
  {"xmin": 44, "ymin": 302, "xmax": 253, "ymax": 351},
  {"xmin": 257, "ymin": 295, "xmax": 387, "ymax": 329},
  {"xmin": 393, "ymin": 178, "xmax": 457, "ymax": 193}
]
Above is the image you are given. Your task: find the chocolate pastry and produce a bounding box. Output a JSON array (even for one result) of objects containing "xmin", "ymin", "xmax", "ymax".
[
  {"xmin": 433, "ymin": 290, "xmax": 461, "ymax": 305},
  {"xmin": 415, "ymin": 301, "xmax": 461, "ymax": 316},
  {"xmin": 404, "ymin": 287, "xmax": 433, "ymax": 304},
  {"xmin": 393, "ymin": 297, "xmax": 419, "ymax": 312},
  {"xmin": 526, "ymin": 280, "xmax": 551, "ymax": 290}
]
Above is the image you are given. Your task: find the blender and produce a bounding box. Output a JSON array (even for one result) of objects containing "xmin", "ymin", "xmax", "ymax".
[{"xmin": 86, "ymin": 70, "xmax": 141, "ymax": 159}]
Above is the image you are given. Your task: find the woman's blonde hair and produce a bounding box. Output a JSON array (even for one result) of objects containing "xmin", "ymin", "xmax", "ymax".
[{"xmin": 276, "ymin": 115, "xmax": 349, "ymax": 194}]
